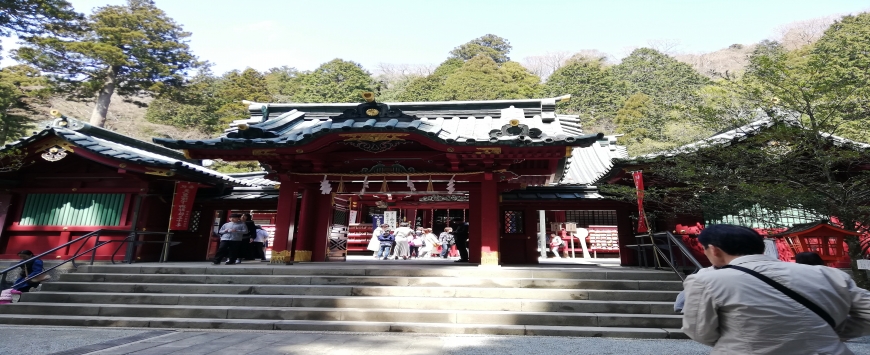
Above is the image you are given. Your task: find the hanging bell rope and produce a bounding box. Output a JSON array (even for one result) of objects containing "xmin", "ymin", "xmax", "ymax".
[
  {"xmin": 379, "ymin": 176, "xmax": 389, "ymax": 193},
  {"xmin": 426, "ymin": 175, "xmax": 434, "ymax": 192},
  {"xmin": 360, "ymin": 176, "xmax": 369, "ymax": 194},
  {"xmin": 336, "ymin": 177, "xmax": 345, "ymax": 193}
]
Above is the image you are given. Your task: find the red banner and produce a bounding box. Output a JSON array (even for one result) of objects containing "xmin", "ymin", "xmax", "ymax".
[
  {"xmin": 169, "ymin": 181, "xmax": 198, "ymax": 230},
  {"xmin": 632, "ymin": 171, "xmax": 649, "ymax": 233}
]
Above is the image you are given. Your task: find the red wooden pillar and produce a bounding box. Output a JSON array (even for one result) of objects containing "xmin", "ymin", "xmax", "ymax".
[
  {"xmin": 468, "ymin": 187, "xmax": 482, "ymax": 264},
  {"xmin": 617, "ymin": 206, "xmax": 638, "ymax": 266},
  {"xmin": 311, "ymin": 193, "xmax": 334, "ymax": 262},
  {"xmin": 293, "ymin": 186, "xmax": 316, "ymax": 262},
  {"xmin": 272, "ymin": 175, "xmax": 298, "ymax": 255},
  {"xmin": 479, "ymin": 175, "xmax": 499, "ymax": 266}
]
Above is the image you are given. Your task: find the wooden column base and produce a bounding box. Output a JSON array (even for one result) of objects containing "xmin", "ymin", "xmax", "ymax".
[
  {"xmin": 480, "ymin": 251, "xmax": 499, "ymax": 266},
  {"xmin": 294, "ymin": 250, "xmax": 312, "ymax": 262}
]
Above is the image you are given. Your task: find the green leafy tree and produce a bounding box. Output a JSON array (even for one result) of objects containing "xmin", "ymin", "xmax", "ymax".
[
  {"xmin": 291, "ymin": 59, "xmax": 375, "ymax": 103},
  {"xmin": 0, "ymin": 65, "xmax": 49, "ymax": 144},
  {"xmin": 614, "ymin": 93, "xmax": 652, "ymax": 143},
  {"xmin": 440, "ymin": 55, "xmax": 540, "ymax": 101},
  {"xmin": 14, "ymin": 0, "xmax": 198, "ymax": 127},
  {"xmin": 146, "ymin": 67, "xmax": 274, "ymax": 133},
  {"xmin": 394, "ymin": 58, "xmax": 463, "ymax": 102},
  {"xmin": 449, "ymin": 34, "xmax": 512, "ymax": 63},
  {"xmin": 0, "ymin": 0, "xmax": 82, "ymax": 58},
  {"xmin": 542, "ymin": 57, "xmax": 625, "ymax": 124},
  {"xmin": 606, "ymin": 14, "xmax": 870, "ymax": 287},
  {"xmin": 264, "ymin": 66, "xmax": 303, "ymax": 102},
  {"xmin": 613, "ymin": 48, "xmax": 711, "ymax": 108}
]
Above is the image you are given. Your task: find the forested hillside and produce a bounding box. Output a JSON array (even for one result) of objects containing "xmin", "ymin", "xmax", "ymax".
[{"xmin": 1, "ymin": 0, "xmax": 868, "ymax": 160}]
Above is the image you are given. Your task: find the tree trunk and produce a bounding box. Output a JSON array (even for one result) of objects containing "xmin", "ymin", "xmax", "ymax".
[
  {"xmin": 845, "ymin": 235, "xmax": 870, "ymax": 289},
  {"xmin": 89, "ymin": 69, "xmax": 117, "ymax": 127}
]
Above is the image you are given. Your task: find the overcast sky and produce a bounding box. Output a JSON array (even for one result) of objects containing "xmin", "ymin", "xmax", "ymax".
[{"xmin": 3, "ymin": 0, "xmax": 869, "ymax": 74}]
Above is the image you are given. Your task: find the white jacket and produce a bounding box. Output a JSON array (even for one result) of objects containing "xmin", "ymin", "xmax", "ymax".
[{"xmin": 682, "ymin": 254, "xmax": 870, "ymax": 355}]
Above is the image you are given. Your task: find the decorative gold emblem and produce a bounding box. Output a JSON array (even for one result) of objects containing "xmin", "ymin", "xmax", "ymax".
[
  {"xmin": 41, "ymin": 147, "xmax": 67, "ymax": 162},
  {"xmin": 365, "ymin": 108, "xmax": 380, "ymax": 117},
  {"xmin": 294, "ymin": 250, "xmax": 313, "ymax": 262},
  {"xmin": 509, "ymin": 119, "xmax": 520, "ymax": 127},
  {"xmin": 481, "ymin": 251, "xmax": 499, "ymax": 266},
  {"xmin": 566, "ymin": 146, "xmax": 573, "ymax": 157},
  {"xmin": 182, "ymin": 149, "xmax": 191, "ymax": 159},
  {"xmin": 475, "ymin": 148, "xmax": 502, "ymax": 155},
  {"xmin": 119, "ymin": 163, "xmax": 127, "ymax": 168},
  {"xmin": 144, "ymin": 167, "xmax": 175, "ymax": 177},
  {"xmin": 361, "ymin": 92, "xmax": 375, "ymax": 103},
  {"xmin": 446, "ymin": 148, "xmax": 454, "ymax": 152},
  {"xmin": 339, "ymin": 133, "xmax": 409, "ymax": 142},
  {"xmin": 237, "ymin": 123, "xmax": 249, "ymax": 131},
  {"xmin": 252, "ymin": 149, "xmax": 278, "ymax": 156},
  {"xmin": 270, "ymin": 250, "xmax": 291, "ymax": 264},
  {"xmin": 31, "ymin": 137, "xmax": 74, "ymax": 154},
  {"xmin": 296, "ymin": 149, "xmax": 304, "ymax": 153}
]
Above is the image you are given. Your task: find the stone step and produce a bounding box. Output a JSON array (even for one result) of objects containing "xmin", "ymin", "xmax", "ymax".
[
  {"xmin": 22, "ymin": 292, "xmax": 677, "ymax": 314},
  {"xmin": 0, "ymin": 314, "xmax": 688, "ymax": 339},
  {"xmin": 58, "ymin": 273, "xmax": 683, "ymax": 290},
  {"xmin": 41, "ymin": 282, "xmax": 679, "ymax": 301},
  {"xmin": 76, "ymin": 265, "xmax": 681, "ymax": 281},
  {"xmin": 0, "ymin": 303, "xmax": 683, "ymax": 328}
]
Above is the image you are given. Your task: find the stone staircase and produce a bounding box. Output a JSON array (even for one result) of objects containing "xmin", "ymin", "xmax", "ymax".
[{"xmin": 0, "ymin": 263, "xmax": 686, "ymax": 338}]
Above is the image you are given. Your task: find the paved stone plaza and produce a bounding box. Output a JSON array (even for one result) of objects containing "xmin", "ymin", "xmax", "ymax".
[{"xmin": 2, "ymin": 326, "xmax": 869, "ymax": 355}]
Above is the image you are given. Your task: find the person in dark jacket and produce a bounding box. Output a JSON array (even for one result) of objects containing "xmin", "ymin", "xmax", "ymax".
[
  {"xmin": 14, "ymin": 250, "xmax": 44, "ymax": 292},
  {"xmin": 240, "ymin": 213, "xmax": 257, "ymax": 261},
  {"xmin": 452, "ymin": 219, "xmax": 470, "ymax": 262}
]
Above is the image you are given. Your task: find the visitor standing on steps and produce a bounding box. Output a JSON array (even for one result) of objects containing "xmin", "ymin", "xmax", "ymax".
[
  {"xmin": 439, "ymin": 227, "xmax": 455, "ymax": 259},
  {"xmin": 420, "ymin": 228, "xmax": 440, "ymax": 258},
  {"xmin": 240, "ymin": 213, "xmax": 257, "ymax": 262},
  {"xmin": 369, "ymin": 224, "xmax": 388, "ymax": 259},
  {"xmin": 392, "ymin": 222, "xmax": 413, "ymax": 260},
  {"xmin": 409, "ymin": 231, "xmax": 423, "ymax": 258},
  {"xmin": 213, "ymin": 214, "xmax": 247, "ymax": 265},
  {"xmin": 252, "ymin": 225, "xmax": 269, "ymax": 261},
  {"xmin": 452, "ymin": 219, "xmax": 470, "ymax": 262},
  {"xmin": 682, "ymin": 224, "xmax": 870, "ymax": 355},
  {"xmin": 376, "ymin": 227, "xmax": 394, "ymax": 260}
]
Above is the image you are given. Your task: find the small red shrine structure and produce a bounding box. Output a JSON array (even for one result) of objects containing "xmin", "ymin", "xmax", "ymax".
[
  {"xmin": 769, "ymin": 222, "xmax": 858, "ymax": 267},
  {"xmin": 154, "ymin": 94, "xmax": 606, "ymax": 265}
]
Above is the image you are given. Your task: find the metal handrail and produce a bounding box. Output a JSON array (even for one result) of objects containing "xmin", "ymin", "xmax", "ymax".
[
  {"xmin": 1, "ymin": 229, "xmax": 180, "ymax": 290},
  {"xmin": 9, "ymin": 241, "xmax": 111, "ymax": 289},
  {"xmin": 1, "ymin": 229, "xmax": 107, "ymax": 290},
  {"xmin": 662, "ymin": 231, "xmax": 703, "ymax": 270},
  {"xmin": 635, "ymin": 231, "xmax": 705, "ymax": 281},
  {"xmin": 651, "ymin": 243, "xmax": 686, "ymax": 281}
]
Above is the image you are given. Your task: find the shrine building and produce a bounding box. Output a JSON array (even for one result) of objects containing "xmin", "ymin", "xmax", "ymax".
[{"xmin": 1, "ymin": 95, "xmax": 643, "ymax": 266}]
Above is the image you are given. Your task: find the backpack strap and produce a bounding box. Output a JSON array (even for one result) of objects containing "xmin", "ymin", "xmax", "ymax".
[{"xmin": 721, "ymin": 264, "xmax": 836, "ymax": 328}]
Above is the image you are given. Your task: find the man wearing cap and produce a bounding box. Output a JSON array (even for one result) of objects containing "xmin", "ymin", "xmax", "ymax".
[
  {"xmin": 213, "ymin": 213, "xmax": 248, "ymax": 265},
  {"xmin": 682, "ymin": 224, "xmax": 870, "ymax": 354}
]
